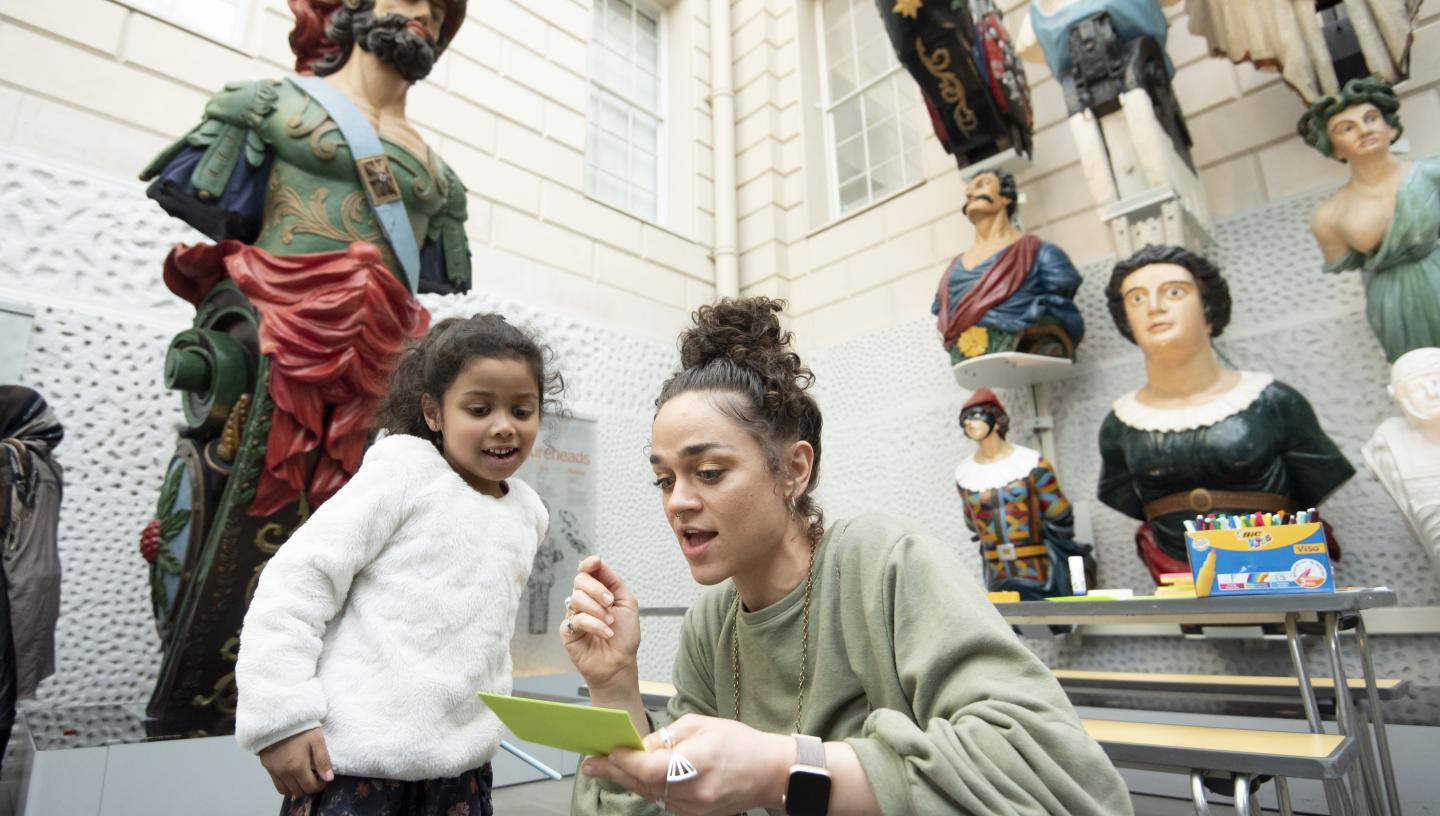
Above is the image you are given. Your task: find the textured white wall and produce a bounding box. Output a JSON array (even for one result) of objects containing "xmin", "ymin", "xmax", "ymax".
[{"xmin": 3, "ymin": 142, "xmax": 1437, "ymax": 726}]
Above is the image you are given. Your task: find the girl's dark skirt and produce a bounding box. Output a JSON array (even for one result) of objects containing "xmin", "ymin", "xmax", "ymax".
[{"xmin": 281, "ymin": 763, "xmax": 493, "ymax": 816}]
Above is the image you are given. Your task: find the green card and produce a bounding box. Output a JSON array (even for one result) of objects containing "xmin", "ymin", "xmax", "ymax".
[{"xmin": 477, "ymin": 692, "xmax": 646, "ymax": 756}]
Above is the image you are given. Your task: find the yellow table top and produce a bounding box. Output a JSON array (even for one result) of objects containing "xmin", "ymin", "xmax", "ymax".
[
  {"xmin": 1053, "ymin": 668, "xmax": 1400, "ymax": 690},
  {"xmin": 1081, "ymin": 718, "xmax": 1347, "ymax": 759}
]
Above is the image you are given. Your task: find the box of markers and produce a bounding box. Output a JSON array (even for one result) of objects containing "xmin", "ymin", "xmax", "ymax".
[{"xmin": 1183, "ymin": 522, "xmax": 1334, "ymax": 598}]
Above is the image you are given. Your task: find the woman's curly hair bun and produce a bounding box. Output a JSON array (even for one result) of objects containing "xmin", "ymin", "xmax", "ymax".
[{"xmin": 678, "ymin": 297, "xmax": 815, "ymax": 415}]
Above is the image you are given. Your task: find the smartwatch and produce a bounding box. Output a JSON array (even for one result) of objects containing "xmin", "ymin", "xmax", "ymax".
[{"xmin": 783, "ymin": 734, "xmax": 832, "ymax": 816}]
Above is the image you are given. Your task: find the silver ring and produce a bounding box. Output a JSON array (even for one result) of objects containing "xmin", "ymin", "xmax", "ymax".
[
  {"xmin": 565, "ymin": 618, "xmax": 575, "ymax": 634},
  {"xmin": 666, "ymin": 750, "xmax": 698, "ymax": 783},
  {"xmin": 658, "ymin": 726, "xmax": 673, "ymax": 748}
]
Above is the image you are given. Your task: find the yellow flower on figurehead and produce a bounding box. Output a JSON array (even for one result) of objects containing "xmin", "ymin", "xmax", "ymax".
[
  {"xmin": 958, "ymin": 325, "xmax": 989, "ymax": 358},
  {"xmin": 892, "ymin": 0, "xmax": 923, "ymax": 18}
]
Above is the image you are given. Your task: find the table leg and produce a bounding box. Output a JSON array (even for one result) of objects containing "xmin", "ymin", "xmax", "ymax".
[
  {"xmin": 1327, "ymin": 612, "xmax": 1384, "ymax": 816},
  {"xmin": 1285, "ymin": 613, "xmax": 1324, "ymax": 731},
  {"xmin": 1355, "ymin": 615, "xmax": 1402, "ymax": 816},
  {"xmin": 1286, "ymin": 612, "xmax": 1353, "ymax": 815},
  {"xmin": 1234, "ymin": 774, "xmax": 1252, "ymax": 816},
  {"xmin": 1275, "ymin": 776, "xmax": 1294, "ymax": 816},
  {"xmin": 1190, "ymin": 771, "xmax": 1212, "ymax": 816}
]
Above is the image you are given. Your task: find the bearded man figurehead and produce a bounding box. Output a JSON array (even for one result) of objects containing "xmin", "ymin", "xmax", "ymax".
[{"xmin": 288, "ymin": 0, "xmax": 467, "ymax": 82}]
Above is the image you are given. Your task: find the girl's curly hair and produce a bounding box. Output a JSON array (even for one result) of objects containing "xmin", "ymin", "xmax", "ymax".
[
  {"xmin": 656, "ymin": 297, "xmax": 825, "ymax": 544},
  {"xmin": 375, "ymin": 314, "xmax": 565, "ymax": 449},
  {"xmin": 1298, "ymin": 77, "xmax": 1403, "ymax": 159}
]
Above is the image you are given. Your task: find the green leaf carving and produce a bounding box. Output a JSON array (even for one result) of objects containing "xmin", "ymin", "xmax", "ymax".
[
  {"xmin": 156, "ymin": 464, "xmax": 183, "ymax": 518},
  {"xmin": 159, "ymin": 509, "xmax": 190, "ymax": 543},
  {"xmin": 156, "ymin": 543, "xmax": 184, "ymax": 577}
]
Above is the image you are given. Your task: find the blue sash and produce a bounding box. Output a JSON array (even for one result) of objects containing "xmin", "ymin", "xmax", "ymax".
[{"xmin": 286, "ymin": 75, "xmax": 422, "ymax": 293}]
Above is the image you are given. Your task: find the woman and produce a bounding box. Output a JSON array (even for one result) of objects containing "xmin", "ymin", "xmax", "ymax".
[
  {"xmin": 561, "ymin": 298, "xmax": 1129, "ymax": 815},
  {"xmin": 955, "ymin": 388, "xmax": 1093, "ymax": 600},
  {"xmin": 1097, "ymin": 245, "xmax": 1355, "ymax": 583}
]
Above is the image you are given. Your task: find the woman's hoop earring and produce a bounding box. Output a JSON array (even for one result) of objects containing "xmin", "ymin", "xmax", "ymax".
[{"xmin": 787, "ymin": 495, "xmax": 798, "ymax": 516}]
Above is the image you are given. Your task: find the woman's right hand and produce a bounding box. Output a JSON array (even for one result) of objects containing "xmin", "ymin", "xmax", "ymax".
[{"xmin": 561, "ymin": 555, "xmax": 641, "ymax": 690}]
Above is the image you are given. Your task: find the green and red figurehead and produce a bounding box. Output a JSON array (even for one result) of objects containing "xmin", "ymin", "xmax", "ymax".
[{"xmin": 288, "ymin": 0, "xmax": 467, "ymax": 81}]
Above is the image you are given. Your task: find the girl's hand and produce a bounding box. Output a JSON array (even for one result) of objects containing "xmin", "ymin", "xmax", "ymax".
[
  {"xmin": 560, "ymin": 556, "xmax": 641, "ymax": 690},
  {"xmin": 258, "ymin": 727, "xmax": 334, "ymax": 798},
  {"xmin": 581, "ymin": 714, "xmax": 792, "ymax": 816}
]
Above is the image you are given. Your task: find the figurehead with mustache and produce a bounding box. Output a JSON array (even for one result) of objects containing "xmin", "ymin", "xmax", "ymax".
[{"xmin": 931, "ymin": 167, "xmax": 1084, "ymax": 362}]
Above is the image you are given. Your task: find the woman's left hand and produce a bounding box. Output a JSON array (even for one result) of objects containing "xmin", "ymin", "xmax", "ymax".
[{"xmin": 581, "ymin": 713, "xmax": 792, "ymax": 816}]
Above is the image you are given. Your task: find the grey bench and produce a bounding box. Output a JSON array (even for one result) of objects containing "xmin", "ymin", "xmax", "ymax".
[{"xmin": 1083, "ymin": 718, "xmax": 1358, "ymax": 816}]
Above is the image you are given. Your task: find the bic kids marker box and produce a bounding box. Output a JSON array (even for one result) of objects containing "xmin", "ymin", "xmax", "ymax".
[{"xmin": 1184, "ymin": 523, "xmax": 1334, "ymax": 598}]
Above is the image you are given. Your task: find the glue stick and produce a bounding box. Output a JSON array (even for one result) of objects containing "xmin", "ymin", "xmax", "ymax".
[{"xmin": 1068, "ymin": 556, "xmax": 1087, "ymax": 596}]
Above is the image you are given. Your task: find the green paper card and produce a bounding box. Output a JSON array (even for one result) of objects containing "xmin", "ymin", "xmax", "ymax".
[{"xmin": 477, "ymin": 692, "xmax": 646, "ymax": 756}]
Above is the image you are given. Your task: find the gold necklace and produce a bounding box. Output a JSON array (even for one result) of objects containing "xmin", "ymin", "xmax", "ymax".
[{"xmin": 731, "ymin": 540, "xmax": 817, "ymax": 734}]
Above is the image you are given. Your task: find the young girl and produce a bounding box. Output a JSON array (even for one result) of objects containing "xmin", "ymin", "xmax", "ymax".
[{"xmin": 234, "ymin": 313, "xmax": 563, "ymax": 816}]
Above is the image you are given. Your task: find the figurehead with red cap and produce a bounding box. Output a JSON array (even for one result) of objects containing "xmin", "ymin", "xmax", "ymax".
[
  {"xmin": 959, "ymin": 388, "xmax": 1010, "ymax": 441},
  {"xmin": 288, "ymin": 0, "xmax": 467, "ymax": 80}
]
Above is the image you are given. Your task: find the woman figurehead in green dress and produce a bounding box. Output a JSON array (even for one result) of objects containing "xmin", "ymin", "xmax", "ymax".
[
  {"xmin": 1097, "ymin": 245, "xmax": 1354, "ymax": 582},
  {"xmin": 560, "ymin": 298, "xmax": 1130, "ymax": 816}
]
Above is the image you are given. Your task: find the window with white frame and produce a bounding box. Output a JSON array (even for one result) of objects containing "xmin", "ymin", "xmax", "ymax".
[
  {"xmin": 586, "ymin": 0, "xmax": 664, "ymax": 221},
  {"xmin": 114, "ymin": 0, "xmax": 252, "ymax": 47},
  {"xmin": 817, "ymin": 0, "xmax": 924, "ymax": 217}
]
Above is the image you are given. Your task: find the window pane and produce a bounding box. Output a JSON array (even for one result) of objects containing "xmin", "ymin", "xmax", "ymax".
[
  {"xmin": 606, "ymin": 1, "xmax": 630, "ymax": 45},
  {"xmin": 630, "ymin": 146, "xmax": 656, "ymax": 187},
  {"xmin": 855, "ymin": 32, "xmax": 893, "ymax": 86},
  {"xmin": 862, "ymin": 83, "xmax": 895, "ymax": 127},
  {"xmin": 637, "ymin": 30, "xmax": 659, "ymax": 69},
  {"xmin": 596, "ymin": 170, "xmax": 627, "ymax": 208},
  {"xmin": 631, "ymin": 188, "xmax": 657, "ymax": 220},
  {"xmin": 865, "ymin": 121, "xmax": 899, "ymax": 165},
  {"xmin": 632, "ymin": 113, "xmax": 659, "ymax": 154},
  {"xmin": 635, "ymin": 67, "xmax": 659, "ymax": 110},
  {"xmin": 597, "ymin": 130, "xmax": 628, "ymax": 177},
  {"xmin": 839, "ymin": 176, "xmax": 869, "ymax": 213},
  {"xmin": 832, "ymin": 96, "xmax": 863, "ymax": 143},
  {"xmin": 834, "ymin": 133, "xmax": 865, "ymax": 182},
  {"xmin": 637, "ymin": 7, "xmax": 659, "ymax": 40},
  {"xmin": 870, "ymin": 158, "xmax": 902, "ymax": 198},
  {"xmin": 595, "ymin": 93, "xmax": 626, "ymax": 137}
]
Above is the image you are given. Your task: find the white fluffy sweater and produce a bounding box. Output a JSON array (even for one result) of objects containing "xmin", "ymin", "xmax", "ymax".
[{"xmin": 234, "ymin": 434, "xmax": 546, "ymax": 780}]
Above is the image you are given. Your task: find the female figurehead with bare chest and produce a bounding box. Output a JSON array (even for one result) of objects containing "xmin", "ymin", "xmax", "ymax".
[{"xmin": 1302, "ymin": 78, "xmax": 1440, "ymax": 363}]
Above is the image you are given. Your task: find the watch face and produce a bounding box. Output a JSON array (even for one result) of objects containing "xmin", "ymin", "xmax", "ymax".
[{"xmin": 785, "ymin": 769, "xmax": 832, "ymax": 816}]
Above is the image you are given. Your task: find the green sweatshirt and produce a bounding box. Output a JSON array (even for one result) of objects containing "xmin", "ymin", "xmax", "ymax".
[{"xmin": 572, "ymin": 513, "xmax": 1132, "ymax": 815}]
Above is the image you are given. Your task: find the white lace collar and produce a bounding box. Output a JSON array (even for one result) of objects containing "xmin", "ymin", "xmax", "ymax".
[
  {"xmin": 1112, "ymin": 371, "xmax": 1274, "ymax": 432},
  {"xmin": 955, "ymin": 444, "xmax": 1041, "ymax": 491}
]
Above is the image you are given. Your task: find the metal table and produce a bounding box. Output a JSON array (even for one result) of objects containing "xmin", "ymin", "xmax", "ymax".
[{"xmin": 994, "ymin": 589, "xmax": 1401, "ymax": 816}]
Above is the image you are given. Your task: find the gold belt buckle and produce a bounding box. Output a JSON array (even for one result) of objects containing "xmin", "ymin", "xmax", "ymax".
[
  {"xmin": 1188, "ymin": 488, "xmax": 1214, "ymax": 513},
  {"xmin": 357, "ymin": 155, "xmax": 402, "ymax": 206}
]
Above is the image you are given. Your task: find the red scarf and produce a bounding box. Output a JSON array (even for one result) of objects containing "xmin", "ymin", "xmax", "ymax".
[{"xmin": 935, "ymin": 233, "xmax": 1039, "ymax": 349}]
